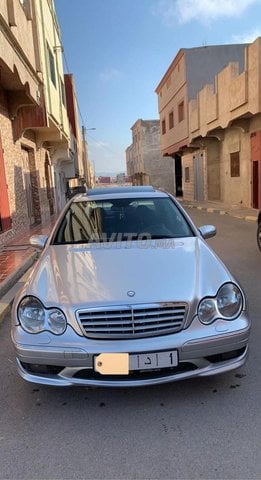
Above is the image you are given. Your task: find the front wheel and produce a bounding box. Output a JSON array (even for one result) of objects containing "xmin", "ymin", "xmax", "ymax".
[{"xmin": 257, "ymin": 223, "xmax": 261, "ymax": 252}]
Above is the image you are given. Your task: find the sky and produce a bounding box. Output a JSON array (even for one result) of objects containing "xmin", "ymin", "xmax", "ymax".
[{"xmin": 55, "ymin": 0, "xmax": 261, "ymax": 175}]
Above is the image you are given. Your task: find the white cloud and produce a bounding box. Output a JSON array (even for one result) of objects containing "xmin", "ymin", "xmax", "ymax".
[
  {"xmin": 154, "ymin": 0, "xmax": 260, "ymax": 25},
  {"xmin": 232, "ymin": 28, "xmax": 261, "ymax": 43},
  {"xmin": 99, "ymin": 68, "xmax": 123, "ymax": 82}
]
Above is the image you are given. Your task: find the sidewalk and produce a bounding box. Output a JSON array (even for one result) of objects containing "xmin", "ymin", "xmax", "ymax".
[
  {"xmin": 0, "ymin": 214, "xmax": 58, "ymax": 322},
  {"xmin": 179, "ymin": 199, "xmax": 258, "ymax": 222}
]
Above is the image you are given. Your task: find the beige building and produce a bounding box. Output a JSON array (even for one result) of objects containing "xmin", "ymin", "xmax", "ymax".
[
  {"xmin": 34, "ymin": 0, "xmax": 71, "ymax": 212},
  {"xmin": 155, "ymin": 44, "xmax": 247, "ymax": 197},
  {"xmin": 186, "ymin": 37, "xmax": 261, "ymax": 208},
  {"xmin": 0, "ymin": 0, "xmax": 82, "ymax": 247},
  {"xmin": 126, "ymin": 119, "xmax": 175, "ymax": 194},
  {"xmin": 0, "ymin": 0, "xmax": 53, "ymax": 245}
]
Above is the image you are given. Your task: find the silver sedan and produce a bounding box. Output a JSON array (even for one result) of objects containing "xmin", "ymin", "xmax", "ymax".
[{"xmin": 11, "ymin": 186, "xmax": 250, "ymax": 387}]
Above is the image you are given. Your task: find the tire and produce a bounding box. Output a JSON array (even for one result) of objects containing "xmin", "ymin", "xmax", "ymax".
[{"xmin": 257, "ymin": 223, "xmax": 261, "ymax": 252}]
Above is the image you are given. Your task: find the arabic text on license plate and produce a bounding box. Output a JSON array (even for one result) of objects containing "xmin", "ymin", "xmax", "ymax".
[{"xmin": 130, "ymin": 350, "xmax": 178, "ymax": 371}]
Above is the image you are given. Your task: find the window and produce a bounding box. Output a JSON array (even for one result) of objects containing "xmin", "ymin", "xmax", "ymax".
[
  {"xmin": 47, "ymin": 43, "xmax": 56, "ymax": 87},
  {"xmin": 178, "ymin": 101, "xmax": 184, "ymax": 122},
  {"xmin": 185, "ymin": 167, "xmax": 190, "ymax": 182},
  {"xmin": 230, "ymin": 152, "xmax": 240, "ymax": 177},
  {"xmin": 169, "ymin": 111, "xmax": 174, "ymax": 129},
  {"xmin": 162, "ymin": 119, "xmax": 166, "ymax": 135},
  {"xmin": 60, "ymin": 78, "xmax": 66, "ymax": 106}
]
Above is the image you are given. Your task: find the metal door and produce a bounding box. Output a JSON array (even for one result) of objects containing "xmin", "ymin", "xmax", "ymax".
[{"xmin": 194, "ymin": 154, "xmax": 204, "ymax": 201}]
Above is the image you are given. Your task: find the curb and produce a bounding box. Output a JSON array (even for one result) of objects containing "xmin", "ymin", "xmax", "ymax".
[
  {"xmin": 0, "ymin": 251, "xmax": 38, "ymax": 325},
  {"xmin": 183, "ymin": 204, "xmax": 257, "ymax": 222}
]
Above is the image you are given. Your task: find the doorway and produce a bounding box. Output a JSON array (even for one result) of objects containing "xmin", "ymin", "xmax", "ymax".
[
  {"xmin": 174, "ymin": 154, "xmax": 183, "ymax": 196},
  {"xmin": 21, "ymin": 148, "xmax": 35, "ymax": 225},
  {"xmin": 21, "ymin": 147, "xmax": 41, "ymax": 226},
  {"xmin": 44, "ymin": 154, "xmax": 54, "ymax": 215},
  {"xmin": 252, "ymin": 161, "xmax": 259, "ymax": 209},
  {"xmin": 193, "ymin": 153, "xmax": 204, "ymax": 201}
]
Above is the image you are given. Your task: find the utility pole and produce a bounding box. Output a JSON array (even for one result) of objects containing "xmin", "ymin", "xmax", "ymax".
[{"xmin": 82, "ymin": 126, "xmax": 96, "ymax": 189}]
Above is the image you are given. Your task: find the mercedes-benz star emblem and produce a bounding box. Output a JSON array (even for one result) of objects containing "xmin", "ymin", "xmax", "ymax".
[{"xmin": 127, "ymin": 291, "xmax": 135, "ymax": 297}]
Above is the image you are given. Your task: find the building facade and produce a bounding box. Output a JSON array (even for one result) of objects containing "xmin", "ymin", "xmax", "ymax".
[
  {"xmin": 0, "ymin": 0, "xmax": 82, "ymax": 247},
  {"xmin": 64, "ymin": 73, "xmax": 86, "ymax": 192},
  {"xmin": 0, "ymin": 0, "xmax": 51, "ymax": 245},
  {"xmin": 155, "ymin": 44, "xmax": 248, "ymax": 196},
  {"xmin": 126, "ymin": 119, "xmax": 176, "ymax": 194},
  {"xmin": 126, "ymin": 144, "xmax": 134, "ymax": 179},
  {"xmin": 34, "ymin": 0, "xmax": 71, "ymax": 212},
  {"xmin": 186, "ymin": 37, "xmax": 261, "ymax": 208}
]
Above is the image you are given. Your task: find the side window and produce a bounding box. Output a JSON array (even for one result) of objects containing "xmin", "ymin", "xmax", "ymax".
[
  {"xmin": 47, "ymin": 42, "xmax": 56, "ymax": 87},
  {"xmin": 230, "ymin": 152, "xmax": 240, "ymax": 177},
  {"xmin": 178, "ymin": 101, "xmax": 184, "ymax": 122}
]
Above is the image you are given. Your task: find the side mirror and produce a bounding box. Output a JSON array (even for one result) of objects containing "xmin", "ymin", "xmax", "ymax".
[
  {"xmin": 198, "ymin": 225, "xmax": 216, "ymax": 239},
  {"xmin": 30, "ymin": 234, "xmax": 48, "ymax": 250}
]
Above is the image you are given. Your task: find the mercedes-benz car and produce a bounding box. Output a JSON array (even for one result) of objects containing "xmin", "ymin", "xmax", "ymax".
[{"xmin": 11, "ymin": 186, "xmax": 250, "ymax": 387}]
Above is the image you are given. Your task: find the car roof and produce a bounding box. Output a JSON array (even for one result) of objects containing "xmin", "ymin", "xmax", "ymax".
[{"xmin": 73, "ymin": 186, "xmax": 169, "ymax": 201}]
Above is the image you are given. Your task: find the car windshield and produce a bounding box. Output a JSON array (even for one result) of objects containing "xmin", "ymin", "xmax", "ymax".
[{"xmin": 52, "ymin": 197, "xmax": 194, "ymax": 244}]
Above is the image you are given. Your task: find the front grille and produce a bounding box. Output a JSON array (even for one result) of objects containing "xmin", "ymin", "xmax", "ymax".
[{"xmin": 76, "ymin": 303, "xmax": 188, "ymax": 339}]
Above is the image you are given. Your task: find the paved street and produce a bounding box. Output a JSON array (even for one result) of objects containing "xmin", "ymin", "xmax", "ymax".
[{"xmin": 0, "ymin": 209, "xmax": 260, "ymax": 480}]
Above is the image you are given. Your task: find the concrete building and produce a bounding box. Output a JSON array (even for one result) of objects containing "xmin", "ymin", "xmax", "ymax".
[
  {"xmin": 81, "ymin": 127, "xmax": 95, "ymax": 189},
  {"xmin": 98, "ymin": 176, "xmax": 111, "ymax": 184},
  {"xmin": 126, "ymin": 119, "xmax": 175, "ymax": 194},
  {"xmin": 155, "ymin": 44, "xmax": 248, "ymax": 197},
  {"xmin": 34, "ymin": 0, "xmax": 71, "ymax": 212},
  {"xmin": 126, "ymin": 144, "xmax": 135, "ymax": 179},
  {"xmin": 0, "ymin": 0, "xmax": 82, "ymax": 247},
  {"xmin": 64, "ymin": 74, "xmax": 84, "ymax": 191},
  {"xmin": 116, "ymin": 173, "xmax": 126, "ymax": 184},
  {"xmin": 186, "ymin": 37, "xmax": 261, "ymax": 208},
  {"xmin": 0, "ymin": 0, "xmax": 53, "ymax": 245}
]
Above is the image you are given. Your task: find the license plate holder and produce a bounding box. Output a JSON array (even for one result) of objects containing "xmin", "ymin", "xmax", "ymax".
[{"xmin": 94, "ymin": 350, "xmax": 178, "ymax": 375}]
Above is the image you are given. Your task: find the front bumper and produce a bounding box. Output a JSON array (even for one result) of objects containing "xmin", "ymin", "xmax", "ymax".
[{"xmin": 12, "ymin": 314, "xmax": 250, "ymax": 387}]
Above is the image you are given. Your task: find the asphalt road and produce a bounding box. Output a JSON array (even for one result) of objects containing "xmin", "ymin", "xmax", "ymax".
[{"xmin": 0, "ymin": 209, "xmax": 260, "ymax": 480}]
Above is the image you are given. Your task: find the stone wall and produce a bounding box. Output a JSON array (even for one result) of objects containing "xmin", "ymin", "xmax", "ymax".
[{"xmin": 0, "ymin": 87, "xmax": 55, "ymax": 247}]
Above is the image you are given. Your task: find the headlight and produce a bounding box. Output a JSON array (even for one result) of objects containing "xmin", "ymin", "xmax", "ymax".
[
  {"xmin": 198, "ymin": 298, "xmax": 216, "ymax": 325},
  {"xmin": 217, "ymin": 283, "xmax": 243, "ymax": 319},
  {"xmin": 198, "ymin": 283, "xmax": 243, "ymax": 325},
  {"xmin": 47, "ymin": 309, "xmax": 67, "ymax": 334},
  {"xmin": 18, "ymin": 297, "xmax": 45, "ymax": 333},
  {"xmin": 18, "ymin": 296, "xmax": 67, "ymax": 335}
]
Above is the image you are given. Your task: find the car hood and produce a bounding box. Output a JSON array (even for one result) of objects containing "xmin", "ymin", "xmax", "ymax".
[{"xmin": 25, "ymin": 238, "xmax": 233, "ymax": 308}]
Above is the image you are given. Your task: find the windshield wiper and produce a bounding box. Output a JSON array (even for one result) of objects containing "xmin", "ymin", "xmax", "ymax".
[{"xmin": 148, "ymin": 235, "xmax": 175, "ymax": 239}]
